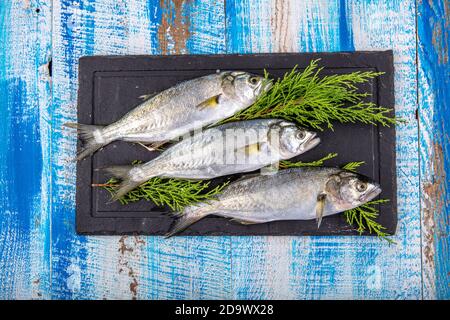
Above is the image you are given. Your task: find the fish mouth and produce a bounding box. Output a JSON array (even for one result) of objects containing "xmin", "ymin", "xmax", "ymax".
[
  {"xmin": 260, "ymin": 78, "xmax": 273, "ymax": 93},
  {"xmin": 360, "ymin": 184, "xmax": 382, "ymax": 203},
  {"xmin": 301, "ymin": 133, "xmax": 321, "ymax": 153}
]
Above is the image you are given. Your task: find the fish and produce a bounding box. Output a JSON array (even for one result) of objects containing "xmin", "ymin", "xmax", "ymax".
[
  {"xmin": 103, "ymin": 119, "xmax": 320, "ymax": 201},
  {"xmin": 165, "ymin": 167, "xmax": 381, "ymax": 237},
  {"xmin": 65, "ymin": 71, "xmax": 272, "ymax": 160}
]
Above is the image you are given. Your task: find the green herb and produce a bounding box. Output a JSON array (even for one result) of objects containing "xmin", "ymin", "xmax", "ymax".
[
  {"xmin": 93, "ymin": 61, "xmax": 398, "ymax": 241},
  {"xmin": 99, "ymin": 177, "xmax": 229, "ymax": 211},
  {"xmin": 221, "ymin": 60, "xmax": 401, "ymax": 130},
  {"xmin": 98, "ymin": 157, "xmax": 393, "ymax": 243},
  {"xmin": 344, "ymin": 199, "xmax": 394, "ymax": 243},
  {"xmin": 279, "ymin": 152, "xmax": 337, "ymax": 168},
  {"xmin": 341, "ymin": 161, "xmax": 365, "ymax": 172},
  {"xmin": 98, "ymin": 156, "xmax": 338, "ymax": 209}
]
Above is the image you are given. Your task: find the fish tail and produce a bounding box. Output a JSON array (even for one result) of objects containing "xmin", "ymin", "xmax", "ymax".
[
  {"xmin": 64, "ymin": 122, "xmax": 107, "ymax": 161},
  {"xmin": 165, "ymin": 207, "xmax": 210, "ymax": 238},
  {"xmin": 110, "ymin": 178, "xmax": 142, "ymax": 202},
  {"xmin": 103, "ymin": 165, "xmax": 134, "ymax": 180},
  {"xmin": 102, "ymin": 165, "xmax": 147, "ymax": 202}
]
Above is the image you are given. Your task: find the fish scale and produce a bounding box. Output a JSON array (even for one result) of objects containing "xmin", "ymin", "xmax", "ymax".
[
  {"xmin": 104, "ymin": 119, "xmax": 320, "ymax": 201},
  {"xmin": 166, "ymin": 167, "xmax": 382, "ymax": 236},
  {"xmin": 66, "ymin": 71, "xmax": 271, "ymax": 160}
]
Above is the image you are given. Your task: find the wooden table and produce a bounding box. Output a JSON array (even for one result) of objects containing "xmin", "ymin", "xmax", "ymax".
[{"xmin": 0, "ymin": 0, "xmax": 448, "ymax": 299}]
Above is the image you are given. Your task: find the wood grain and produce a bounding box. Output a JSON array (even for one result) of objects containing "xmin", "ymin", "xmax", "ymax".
[
  {"xmin": 349, "ymin": 0, "xmax": 422, "ymax": 299},
  {"xmin": 51, "ymin": 0, "xmax": 231, "ymax": 299},
  {"xmin": 417, "ymin": 0, "xmax": 449, "ymax": 300},
  {"xmin": 0, "ymin": 0, "xmax": 448, "ymax": 299},
  {"xmin": 0, "ymin": 0, "xmax": 52, "ymax": 299},
  {"xmin": 226, "ymin": 0, "xmax": 422, "ymax": 299}
]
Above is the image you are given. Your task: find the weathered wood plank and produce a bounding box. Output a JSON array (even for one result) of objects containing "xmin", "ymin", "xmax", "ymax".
[
  {"xmin": 0, "ymin": 0, "xmax": 52, "ymax": 299},
  {"xmin": 4, "ymin": 0, "xmax": 445, "ymax": 299},
  {"xmin": 226, "ymin": 0, "xmax": 357, "ymax": 300},
  {"xmin": 349, "ymin": 0, "xmax": 421, "ymax": 299},
  {"xmin": 417, "ymin": 0, "xmax": 450, "ymax": 300},
  {"xmin": 227, "ymin": 0, "xmax": 422, "ymax": 299},
  {"xmin": 51, "ymin": 0, "xmax": 96, "ymax": 298},
  {"xmin": 51, "ymin": 0, "xmax": 231, "ymax": 299},
  {"xmin": 146, "ymin": 1, "xmax": 231, "ymax": 300}
]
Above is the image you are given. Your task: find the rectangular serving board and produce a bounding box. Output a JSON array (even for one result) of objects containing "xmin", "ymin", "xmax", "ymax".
[{"xmin": 76, "ymin": 51, "xmax": 396, "ymax": 236}]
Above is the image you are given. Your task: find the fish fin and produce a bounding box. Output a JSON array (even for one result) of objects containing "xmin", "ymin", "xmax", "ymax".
[
  {"xmin": 138, "ymin": 93, "xmax": 157, "ymax": 101},
  {"xmin": 166, "ymin": 211, "xmax": 184, "ymax": 218},
  {"xmin": 110, "ymin": 180, "xmax": 144, "ymax": 202},
  {"xmin": 235, "ymin": 142, "xmax": 262, "ymax": 157},
  {"xmin": 316, "ymin": 193, "xmax": 326, "ymax": 229},
  {"xmin": 64, "ymin": 122, "xmax": 107, "ymax": 161},
  {"xmin": 195, "ymin": 94, "xmax": 221, "ymax": 110},
  {"xmin": 103, "ymin": 165, "xmax": 134, "ymax": 180},
  {"xmin": 148, "ymin": 141, "xmax": 167, "ymax": 150},
  {"xmin": 244, "ymin": 143, "xmax": 261, "ymax": 156},
  {"xmin": 102, "ymin": 165, "xmax": 144, "ymax": 202},
  {"xmin": 234, "ymin": 173, "xmax": 261, "ymax": 183},
  {"xmin": 260, "ymin": 162, "xmax": 280, "ymax": 175},
  {"xmin": 165, "ymin": 207, "xmax": 210, "ymax": 238},
  {"xmin": 136, "ymin": 141, "xmax": 167, "ymax": 152},
  {"xmin": 230, "ymin": 218, "xmax": 260, "ymax": 225}
]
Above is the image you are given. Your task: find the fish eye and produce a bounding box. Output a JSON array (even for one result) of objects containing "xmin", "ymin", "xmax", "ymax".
[
  {"xmin": 249, "ymin": 76, "xmax": 259, "ymax": 85},
  {"xmin": 356, "ymin": 182, "xmax": 367, "ymax": 192},
  {"xmin": 296, "ymin": 131, "xmax": 306, "ymax": 140}
]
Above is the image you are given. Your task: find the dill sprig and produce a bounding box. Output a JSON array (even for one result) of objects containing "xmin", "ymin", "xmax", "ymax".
[
  {"xmin": 344, "ymin": 199, "xmax": 394, "ymax": 243},
  {"xmin": 101, "ymin": 177, "xmax": 229, "ymax": 211},
  {"xmin": 221, "ymin": 60, "xmax": 400, "ymax": 130},
  {"xmin": 279, "ymin": 152, "xmax": 338, "ymax": 168},
  {"xmin": 341, "ymin": 161, "xmax": 366, "ymax": 172}
]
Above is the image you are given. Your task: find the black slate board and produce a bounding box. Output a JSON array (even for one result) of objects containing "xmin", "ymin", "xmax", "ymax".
[{"xmin": 75, "ymin": 51, "xmax": 397, "ymax": 236}]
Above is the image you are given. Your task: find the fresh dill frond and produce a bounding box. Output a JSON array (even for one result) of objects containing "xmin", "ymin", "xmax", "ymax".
[
  {"xmin": 344, "ymin": 199, "xmax": 394, "ymax": 243},
  {"xmin": 341, "ymin": 161, "xmax": 365, "ymax": 172},
  {"xmin": 279, "ymin": 153, "xmax": 337, "ymax": 169},
  {"xmin": 101, "ymin": 177, "xmax": 229, "ymax": 211},
  {"xmin": 221, "ymin": 60, "xmax": 401, "ymax": 130}
]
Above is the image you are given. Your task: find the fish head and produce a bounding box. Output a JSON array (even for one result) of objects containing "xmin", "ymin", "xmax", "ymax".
[
  {"xmin": 268, "ymin": 121, "xmax": 320, "ymax": 158},
  {"xmin": 222, "ymin": 71, "xmax": 272, "ymax": 105},
  {"xmin": 325, "ymin": 171, "xmax": 382, "ymax": 211}
]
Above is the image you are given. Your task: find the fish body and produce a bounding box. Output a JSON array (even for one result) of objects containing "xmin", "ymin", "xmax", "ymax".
[
  {"xmin": 166, "ymin": 167, "xmax": 381, "ymax": 236},
  {"xmin": 105, "ymin": 119, "xmax": 320, "ymax": 200},
  {"xmin": 66, "ymin": 71, "xmax": 272, "ymax": 160}
]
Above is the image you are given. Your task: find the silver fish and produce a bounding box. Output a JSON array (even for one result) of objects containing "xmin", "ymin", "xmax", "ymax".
[
  {"xmin": 166, "ymin": 167, "xmax": 381, "ymax": 237},
  {"xmin": 104, "ymin": 119, "xmax": 320, "ymax": 201},
  {"xmin": 65, "ymin": 71, "xmax": 272, "ymax": 160}
]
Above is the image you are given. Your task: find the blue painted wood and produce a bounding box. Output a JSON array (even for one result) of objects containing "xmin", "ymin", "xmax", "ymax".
[
  {"xmin": 50, "ymin": 0, "xmax": 231, "ymax": 300},
  {"xmin": 144, "ymin": 0, "xmax": 232, "ymax": 300},
  {"xmin": 0, "ymin": 0, "xmax": 52, "ymax": 299},
  {"xmin": 51, "ymin": 0, "xmax": 96, "ymax": 299},
  {"xmin": 349, "ymin": 0, "xmax": 422, "ymax": 298},
  {"xmin": 226, "ymin": 0, "xmax": 422, "ymax": 299},
  {"xmin": 0, "ymin": 0, "xmax": 448, "ymax": 300},
  {"xmin": 417, "ymin": 0, "xmax": 450, "ymax": 300}
]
